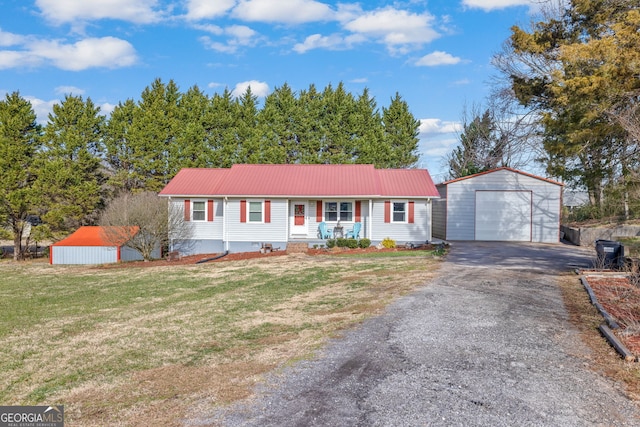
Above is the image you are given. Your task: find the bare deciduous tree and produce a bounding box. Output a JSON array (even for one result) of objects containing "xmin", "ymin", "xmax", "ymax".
[{"xmin": 99, "ymin": 192, "xmax": 191, "ymax": 261}]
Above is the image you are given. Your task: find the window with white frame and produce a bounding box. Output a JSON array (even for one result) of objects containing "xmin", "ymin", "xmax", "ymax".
[
  {"xmin": 192, "ymin": 201, "xmax": 206, "ymax": 221},
  {"xmin": 392, "ymin": 201, "xmax": 406, "ymax": 223},
  {"xmin": 339, "ymin": 202, "xmax": 353, "ymax": 221},
  {"xmin": 324, "ymin": 201, "xmax": 352, "ymax": 222},
  {"xmin": 248, "ymin": 201, "xmax": 263, "ymax": 222}
]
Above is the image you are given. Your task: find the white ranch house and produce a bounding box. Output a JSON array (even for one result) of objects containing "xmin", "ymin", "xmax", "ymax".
[{"xmin": 159, "ymin": 164, "xmax": 440, "ymax": 255}]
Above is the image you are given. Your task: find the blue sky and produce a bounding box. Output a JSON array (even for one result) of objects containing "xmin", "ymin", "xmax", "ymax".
[{"xmin": 1, "ymin": 0, "xmax": 539, "ymax": 182}]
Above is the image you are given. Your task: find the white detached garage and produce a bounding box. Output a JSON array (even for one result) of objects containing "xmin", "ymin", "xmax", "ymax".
[{"xmin": 432, "ymin": 168, "xmax": 563, "ymax": 243}]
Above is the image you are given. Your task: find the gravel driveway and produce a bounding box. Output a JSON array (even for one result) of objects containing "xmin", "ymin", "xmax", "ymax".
[{"xmin": 196, "ymin": 242, "xmax": 640, "ymax": 427}]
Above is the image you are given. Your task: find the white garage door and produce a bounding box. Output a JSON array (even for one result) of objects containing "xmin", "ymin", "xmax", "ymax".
[{"xmin": 475, "ymin": 191, "xmax": 532, "ymax": 241}]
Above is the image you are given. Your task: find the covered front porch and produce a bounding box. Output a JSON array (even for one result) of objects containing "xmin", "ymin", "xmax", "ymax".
[{"xmin": 287, "ymin": 199, "xmax": 369, "ymax": 241}]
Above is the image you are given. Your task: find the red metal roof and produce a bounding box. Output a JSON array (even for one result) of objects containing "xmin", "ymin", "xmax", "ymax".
[
  {"xmin": 439, "ymin": 167, "xmax": 564, "ymax": 187},
  {"xmin": 159, "ymin": 164, "xmax": 439, "ymax": 198},
  {"xmin": 51, "ymin": 226, "xmax": 140, "ymax": 247}
]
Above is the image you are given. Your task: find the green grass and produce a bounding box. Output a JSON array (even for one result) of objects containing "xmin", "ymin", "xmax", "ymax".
[
  {"xmin": 334, "ymin": 249, "xmax": 439, "ymax": 258},
  {"xmin": 0, "ymin": 255, "xmax": 441, "ymax": 424}
]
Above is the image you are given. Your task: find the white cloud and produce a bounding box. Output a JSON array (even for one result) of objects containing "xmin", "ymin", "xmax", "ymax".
[
  {"xmin": 452, "ymin": 78, "xmax": 471, "ymax": 86},
  {"xmin": 199, "ymin": 25, "xmax": 261, "ymax": 53},
  {"xmin": 419, "ymin": 118, "xmax": 460, "ymax": 136},
  {"xmin": 0, "ymin": 51, "xmax": 38, "ymax": 69},
  {"xmin": 415, "ymin": 51, "xmax": 462, "ymax": 67},
  {"xmin": 99, "ymin": 102, "xmax": 116, "ymax": 117},
  {"xmin": 231, "ymin": 80, "xmax": 270, "ymax": 98},
  {"xmin": 193, "ymin": 24, "xmax": 224, "ymax": 35},
  {"xmin": 185, "ymin": 0, "xmax": 236, "ymax": 20},
  {"xmin": 233, "ymin": 0, "xmax": 335, "ymax": 23},
  {"xmin": 461, "ymin": 0, "xmax": 533, "ymax": 11},
  {"xmin": 24, "ymin": 96, "xmax": 59, "ymax": 124},
  {"xmin": 0, "ymin": 29, "xmax": 25, "ymax": 47},
  {"xmin": 36, "ymin": 0, "xmax": 164, "ymax": 24},
  {"xmin": 55, "ymin": 86, "xmax": 85, "ymax": 95},
  {"xmin": 344, "ymin": 8, "xmax": 439, "ymax": 54},
  {"xmin": 28, "ymin": 37, "xmax": 138, "ymax": 71},
  {"xmin": 293, "ymin": 33, "xmax": 365, "ymax": 53}
]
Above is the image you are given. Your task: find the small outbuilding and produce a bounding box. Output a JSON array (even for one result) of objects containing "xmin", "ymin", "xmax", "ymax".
[
  {"xmin": 49, "ymin": 226, "xmax": 151, "ymax": 265},
  {"xmin": 432, "ymin": 167, "xmax": 563, "ymax": 243}
]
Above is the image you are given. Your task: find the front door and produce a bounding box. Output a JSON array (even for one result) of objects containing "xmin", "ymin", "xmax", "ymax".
[{"xmin": 291, "ymin": 203, "xmax": 307, "ymax": 235}]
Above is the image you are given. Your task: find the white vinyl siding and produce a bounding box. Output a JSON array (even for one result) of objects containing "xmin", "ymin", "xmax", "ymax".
[
  {"xmin": 171, "ymin": 198, "xmax": 223, "ymax": 240},
  {"xmin": 371, "ymin": 199, "xmax": 431, "ymax": 243},
  {"xmin": 227, "ymin": 198, "xmax": 287, "ymax": 241}
]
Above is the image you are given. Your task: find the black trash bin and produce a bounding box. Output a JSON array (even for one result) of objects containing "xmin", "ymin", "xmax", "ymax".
[{"xmin": 595, "ymin": 239, "xmax": 625, "ymax": 269}]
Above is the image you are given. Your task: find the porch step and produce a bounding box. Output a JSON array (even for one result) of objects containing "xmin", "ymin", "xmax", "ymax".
[{"xmin": 286, "ymin": 242, "xmax": 309, "ymax": 254}]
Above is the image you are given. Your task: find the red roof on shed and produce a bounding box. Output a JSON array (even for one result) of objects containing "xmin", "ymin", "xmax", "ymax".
[
  {"xmin": 51, "ymin": 226, "xmax": 139, "ymax": 247},
  {"xmin": 159, "ymin": 164, "xmax": 439, "ymax": 198}
]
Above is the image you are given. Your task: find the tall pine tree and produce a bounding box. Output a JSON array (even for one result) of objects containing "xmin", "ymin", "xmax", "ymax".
[{"xmin": 0, "ymin": 92, "xmax": 42, "ymax": 260}]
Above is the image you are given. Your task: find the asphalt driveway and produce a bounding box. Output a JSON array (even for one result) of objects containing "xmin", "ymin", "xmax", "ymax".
[{"xmin": 197, "ymin": 242, "xmax": 640, "ymax": 427}]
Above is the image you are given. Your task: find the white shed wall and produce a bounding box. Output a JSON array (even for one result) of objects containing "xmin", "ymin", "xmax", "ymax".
[
  {"xmin": 444, "ymin": 169, "xmax": 561, "ymax": 243},
  {"xmin": 51, "ymin": 246, "xmax": 118, "ymax": 265}
]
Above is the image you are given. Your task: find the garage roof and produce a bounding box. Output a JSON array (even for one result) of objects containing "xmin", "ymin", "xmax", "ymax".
[{"xmin": 439, "ymin": 167, "xmax": 563, "ymax": 186}]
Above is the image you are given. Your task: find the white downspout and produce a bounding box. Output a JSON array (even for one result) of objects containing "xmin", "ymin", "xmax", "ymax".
[
  {"xmin": 224, "ymin": 197, "xmax": 229, "ymax": 252},
  {"xmin": 168, "ymin": 196, "xmax": 173, "ymax": 253},
  {"xmin": 368, "ymin": 199, "xmax": 373, "ymax": 240}
]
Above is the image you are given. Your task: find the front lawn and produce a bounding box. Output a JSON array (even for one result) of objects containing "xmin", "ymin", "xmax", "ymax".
[{"xmin": 0, "ymin": 252, "xmax": 442, "ymax": 426}]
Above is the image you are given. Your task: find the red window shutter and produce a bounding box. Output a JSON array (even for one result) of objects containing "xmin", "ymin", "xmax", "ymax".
[
  {"xmin": 184, "ymin": 199, "xmax": 190, "ymax": 221},
  {"xmin": 207, "ymin": 200, "xmax": 214, "ymax": 222},
  {"xmin": 408, "ymin": 201, "xmax": 415, "ymax": 224},
  {"xmin": 384, "ymin": 200, "xmax": 390, "ymax": 223},
  {"xmin": 265, "ymin": 200, "xmax": 271, "ymax": 223},
  {"xmin": 240, "ymin": 200, "xmax": 247, "ymax": 223},
  {"xmin": 316, "ymin": 201, "xmax": 323, "ymax": 222},
  {"xmin": 355, "ymin": 201, "xmax": 361, "ymax": 222}
]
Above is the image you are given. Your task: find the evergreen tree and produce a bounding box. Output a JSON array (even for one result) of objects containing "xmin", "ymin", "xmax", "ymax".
[
  {"xmin": 129, "ymin": 78, "xmax": 181, "ymax": 191},
  {"xmin": 257, "ymin": 83, "xmax": 300, "ymax": 163},
  {"xmin": 382, "ymin": 93, "xmax": 420, "ymax": 168},
  {"xmin": 447, "ymin": 109, "xmax": 507, "ymax": 179},
  {"xmin": 0, "ymin": 92, "xmax": 42, "ymax": 260},
  {"xmin": 319, "ymin": 82, "xmax": 358, "ymax": 164},
  {"xmin": 104, "ymin": 99, "xmax": 138, "ymax": 192},
  {"xmin": 174, "ymin": 85, "xmax": 213, "ymax": 168},
  {"xmin": 36, "ymin": 95, "xmax": 105, "ymax": 230},
  {"xmin": 497, "ymin": 0, "xmax": 640, "ymax": 210},
  {"xmin": 296, "ymin": 84, "xmax": 325, "ymax": 164},
  {"xmin": 353, "ymin": 88, "xmax": 387, "ymax": 167},
  {"xmin": 207, "ymin": 89, "xmax": 240, "ymax": 167},
  {"xmin": 235, "ymin": 87, "xmax": 260, "ymax": 163}
]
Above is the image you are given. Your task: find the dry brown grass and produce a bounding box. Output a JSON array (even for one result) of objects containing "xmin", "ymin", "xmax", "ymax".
[
  {"xmin": 0, "ymin": 252, "xmax": 441, "ymax": 426},
  {"xmin": 558, "ymin": 274, "xmax": 640, "ymax": 402}
]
